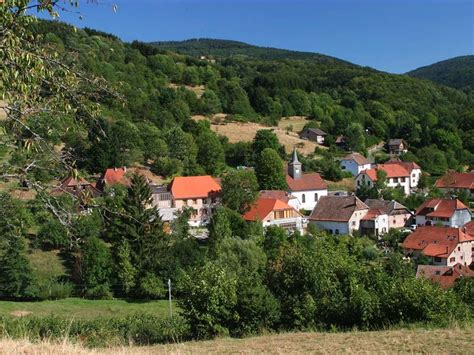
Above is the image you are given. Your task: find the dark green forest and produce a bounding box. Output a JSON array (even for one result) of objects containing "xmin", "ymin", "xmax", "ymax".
[{"xmin": 407, "ymin": 55, "xmax": 474, "ymax": 92}]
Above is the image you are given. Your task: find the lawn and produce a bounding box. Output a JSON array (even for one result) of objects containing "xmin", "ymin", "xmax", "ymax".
[{"xmin": 0, "ymin": 298, "xmax": 173, "ymax": 320}]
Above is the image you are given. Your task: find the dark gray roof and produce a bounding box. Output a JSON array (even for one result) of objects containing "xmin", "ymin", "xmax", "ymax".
[
  {"xmin": 309, "ymin": 196, "xmax": 368, "ymax": 222},
  {"xmin": 364, "ymin": 199, "xmax": 410, "ymax": 215},
  {"xmin": 388, "ymin": 139, "xmax": 405, "ymax": 146},
  {"xmin": 306, "ymin": 128, "xmax": 327, "ymax": 136}
]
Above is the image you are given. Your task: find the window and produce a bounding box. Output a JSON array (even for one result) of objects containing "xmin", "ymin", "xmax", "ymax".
[
  {"xmin": 368, "ymin": 181, "xmax": 371, "ymax": 186},
  {"xmin": 434, "ymin": 257, "xmax": 442, "ymax": 262},
  {"xmin": 412, "ymin": 173, "xmax": 416, "ymax": 178},
  {"xmin": 450, "ymin": 257, "xmax": 456, "ymax": 263},
  {"xmin": 335, "ymin": 229, "xmax": 340, "ymax": 235},
  {"xmin": 357, "ymin": 180, "xmax": 361, "ymax": 186},
  {"xmin": 352, "ymin": 221, "xmax": 356, "ymax": 226},
  {"xmin": 401, "ymin": 177, "xmax": 406, "ymax": 183},
  {"xmin": 302, "ymin": 194, "xmax": 306, "ymax": 203},
  {"xmin": 192, "ymin": 199, "xmax": 197, "ymax": 205},
  {"xmin": 458, "ymin": 246, "xmax": 461, "ymax": 251},
  {"xmin": 314, "ymin": 193, "xmax": 318, "ymax": 201}
]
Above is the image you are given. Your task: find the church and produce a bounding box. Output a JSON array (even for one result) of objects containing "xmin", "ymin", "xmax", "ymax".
[{"xmin": 286, "ymin": 149, "xmax": 328, "ymax": 211}]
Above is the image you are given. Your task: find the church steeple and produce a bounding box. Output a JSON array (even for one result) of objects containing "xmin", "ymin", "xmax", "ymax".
[{"xmin": 288, "ymin": 147, "xmax": 302, "ymax": 180}]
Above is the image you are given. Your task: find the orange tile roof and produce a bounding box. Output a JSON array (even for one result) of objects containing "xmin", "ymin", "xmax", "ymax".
[
  {"xmin": 403, "ymin": 226, "xmax": 474, "ymax": 258},
  {"xmin": 103, "ymin": 168, "xmax": 128, "ymax": 186},
  {"xmin": 170, "ymin": 175, "xmax": 221, "ymax": 199},
  {"xmin": 286, "ymin": 173, "xmax": 327, "ymax": 191},
  {"xmin": 360, "ymin": 162, "xmax": 411, "ymax": 180},
  {"xmin": 465, "ymin": 221, "xmax": 474, "ymax": 236},
  {"xmin": 415, "ymin": 198, "xmax": 469, "ymax": 218},
  {"xmin": 435, "ymin": 172, "xmax": 474, "ymax": 189},
  {"xmin": 244, "ymin": 197, "xmax": 297, "ymax": 221},
  {"xmin": 361, "ymin": 208, "xmax": 386, "ymax": 220},
  {"xmin": 417, "ymin": 264, "xmax": 474, "ymax": 288}
]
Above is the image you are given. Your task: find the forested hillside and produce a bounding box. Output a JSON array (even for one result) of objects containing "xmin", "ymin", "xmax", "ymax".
[
  {"xmin": 407, "ymin": 55, "xmax": 474, "ymax": 92},
  {"xmin": 149, "ymin": 38, "xmax": 351, "ymax": 64},
  {"xmin": 30, "ymin": 21, "xmax": 474, "ymax": 178}
]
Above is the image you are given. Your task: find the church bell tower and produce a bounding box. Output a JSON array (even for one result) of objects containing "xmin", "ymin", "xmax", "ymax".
[{"xmin": 288, "ymin": 148, "xmax": 302, "ymax": 180}]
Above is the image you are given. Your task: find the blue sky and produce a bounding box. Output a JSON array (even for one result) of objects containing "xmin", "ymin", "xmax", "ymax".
[{"xmin": 41, "ymin": 0, "xmax": 473, "ymax": 73}]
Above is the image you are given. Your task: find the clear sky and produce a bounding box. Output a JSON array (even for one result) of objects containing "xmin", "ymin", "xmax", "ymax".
[{"xmin": 42, "ymin": 0, "xmax": 473, "ymax": 73}]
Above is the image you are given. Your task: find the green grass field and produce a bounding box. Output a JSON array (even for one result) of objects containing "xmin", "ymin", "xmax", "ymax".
[{"xmin": 0, "ymin": 298, "xmax": 173, "ymax": 320}]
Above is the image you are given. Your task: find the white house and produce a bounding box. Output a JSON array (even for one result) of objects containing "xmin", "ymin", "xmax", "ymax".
[
  {"xmin": 403, "ymin": 226, "xmax": 474, "ymax": 267},
  {"xmin": 360, "ymin": 208, "xmax": 389, "ymax": 237},
  {"xmin": 356, "ymin": 159, "xmax": 421, "ymax": 196},
  {"xmin": 243, "ymin": 197, "xmax": 306, "ymax": 234},
  {"xmin": 415, "ymin": 198, "xmax": 471, "ymax": 228},
  {"xmin": 340, "ymin": 153, "xmax": 372, "ymax": 176},
  {"xmin": 286, "ymin": 149, "xmax": 328, "ymax": 211},
  {"xmin": 309, "ymin": 195, "xmax": 369, "ymax": 235}
]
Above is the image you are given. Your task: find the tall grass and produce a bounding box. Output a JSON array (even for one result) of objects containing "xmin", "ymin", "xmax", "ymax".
[{"xmin": 0, "ymin": 313, "xmax": 189, "ymax": 348}]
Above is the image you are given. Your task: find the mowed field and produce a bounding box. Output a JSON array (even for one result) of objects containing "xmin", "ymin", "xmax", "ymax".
[
  {"xmin": 193, "ymin": 115, "xmax": 324, "ymax": 155},
  {"xmin": 1, "ymin": 326, "xmax": 472, "ymax": 354},
  {"xmin": 0, "ymin": 298, "xmax": 171, "ymax": 320}
]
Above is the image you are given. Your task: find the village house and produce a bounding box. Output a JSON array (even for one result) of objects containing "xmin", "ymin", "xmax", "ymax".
[
  {"xmin": 243, "ymin": 196, "xmax": 306, "ymax": 234},
  {"xmin": 416, "ymin": 264, "xmax": 474, "ymax": 288},
  {"xmin": 364, "ymin": 199, "xmax": 413, "ymax": 229},
  {"xmin": 299, "ymin": 127, "xmax": 327, "ymax": 144},
  {"xmin": 388, "ymin": 139, "xmax": 408, "ymax": 155},
  {"xmin": 151, "ymin": 175, "xmax": 221, "ymax": 227},
  {"xmin": 309, "ymin": 195, "xmax": 369, "ymax": 235},
  {"xmin": 415, "ymin": 198, "xmax": 471, "ymax": 228},
  {"xmin": 435, "ymin": 171, "xmax": 474, "ymax": 197},
  {"xmin": 286, "ymin": 149, "xmax": 328, "ymax": 211},
  {"xmin": 96, "ymin": 167, "xmax": 129, "ymax": 191},
  {"xmin": 52, "ymin": 176, "xmax": 102, "ymax": 208},
  {"xmin": 340, "ymin": 152, "xmax": 372, "ymax": 176},
  {"xmin": 259, "ymin": 190, "xmax": 301, "ymax": 211},
  {"xmin": 356, "ymin": 160, "xmax": 421, "ymax": 195},
  {"xmin": 359, "ymin": 208, "xmax": 389, "ymax": 237},
  {"xmin": 402, "ymin": 226, "xmax": 474, "ymax": 267}
]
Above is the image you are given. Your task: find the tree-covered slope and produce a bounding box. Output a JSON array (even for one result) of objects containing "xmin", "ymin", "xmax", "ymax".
[
  {"xmin": 31, "ymin": 20, "xmax": 474, "ymax": 177},
  {"xmin": 407, "ymin": 55, "xmax": 474, "ymax": 91},
  {"xmin": 148, "ymin": 38, "xmax": 355, "ymax": 66}
]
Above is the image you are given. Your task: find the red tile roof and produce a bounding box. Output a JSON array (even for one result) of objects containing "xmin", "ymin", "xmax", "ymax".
[
  {"xmin": 465, "ymin": 221, "xmax": 474, "ymax": 236},
  {"xmin": 417, "ymin": 264, "xmax": 474, "ymax": 288},
  {"xmin": 361, "ymin": 208, "xmax": 386, "ymax": 220},
  {"xmin": 102, "ymin": 168, "xmax": 129, "ymax": 186},
  {"xmin": 403, "ymin": 226, "xmax": 474, "ymax": 258},
  {"xmin": 342, "ymin": 152, "xmax": 371, "ymax": 165},
  {"xmin": 170, "ymin": 175, "xmax": 221, "ymax": 199},
  {"xmin": 309, "ymin": 196, "xmax": 368, "ymax": 222},
  {"xmin": 360, "ymin": 160, "xmax": 421, "ymax": 181},
  {"xmin": 415, "ymin": 198, "xmax": 469, "ymax": 218},
  {"xmin": 286, "ymin": 173, "xmax": 327, "ymax": 191},
  {"xmin": 259, "ymin": 190, "xmax": 294, "ymax": 203},
  {"xmin": 435, "ymin": 172, "xmax": 474, "ymax": 190},
  {"xmin": 243, "ymin": 197, "xmax": 298, "ymax": 221}
]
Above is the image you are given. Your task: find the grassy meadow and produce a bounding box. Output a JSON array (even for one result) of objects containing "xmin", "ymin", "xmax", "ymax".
[{"xmin": 0, "ymin": 298, "xmax": 172, "ymax": 320}]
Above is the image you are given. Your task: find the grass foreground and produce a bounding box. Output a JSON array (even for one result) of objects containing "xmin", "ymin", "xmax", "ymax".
[
  {"xmin": 1, "ymin": 326, "xmax": 473, "ymax": 354},
  {"xmin": 0, "ymin": 298, "xmax": 172, "ymax": 319}
]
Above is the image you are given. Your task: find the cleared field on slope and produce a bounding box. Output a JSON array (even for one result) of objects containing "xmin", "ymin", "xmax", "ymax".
[
  {"xmin": 192, "ymin": 115, "xmax": 322, "ymax": 155},
  {"xmin": 1, "ymin": 326, "xmax": 472, "ymax": 354}
]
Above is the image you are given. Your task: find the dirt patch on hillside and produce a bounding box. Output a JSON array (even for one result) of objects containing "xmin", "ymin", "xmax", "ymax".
[
  {"xmin": 192, "ymin": 115, "xmax": 323, "ymax": 155},
  {"xmin": 167, "ymin": 83, "xmax": 205, "ymax": 98}
]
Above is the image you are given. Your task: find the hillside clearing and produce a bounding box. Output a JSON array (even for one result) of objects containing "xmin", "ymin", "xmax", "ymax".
[
  {"xmin": 1, "ymin": 326, "xmax": 472, "ymax": 354},
  {"xmin": 192, "ymin": 115, "xmax": 323, "ymax": 155}
]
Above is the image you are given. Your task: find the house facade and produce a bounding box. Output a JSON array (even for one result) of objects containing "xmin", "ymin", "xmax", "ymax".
[
  {"xmin": 360, "ymin": 209, "xmax": 389, "ymax": 237},
  {"xmin": 96, "ymin": 167, "xmax": 129, "ymax": 191},
  {"xmin": 340, "ymin": 153, "xmax": 372, "ymax": 176},
  {"xmin": 416, "ymin": 264, "xmax": 474, "ymax": 288},
  {"xmin": 402, "ymin": 226, "xmax": 474, "ymax": 267},
  {"xmin": 309, "ymin": 195, "xmax": 369, "ymax": 235},
  {"xmin": 415, "ymin": 198, "xmax": 471, "ymax": 228},
  {"xmin": 356, "ymin": 160, "xmax": 421, "ymax": 195},
  {"xmin": 243, "ymin": 197, "xmax": 306, "ymax": 234},
  {"xmin": 151, "ymin": 175, "xmax": 222, "ymax": 227},
  {"xmin": 364, "ymin": 199, "xmax": 413, "ymax": 229},
  {"xmin": 435, "ymin": 172, "xmax": 474, "ymax": 197},
  {"xmin": 388, "ymin": 139, "xmax": 408, "ymax": 155},
  {"xmin": 286, "ymin": 149, "xmax": 328, "ymax": 211},
  {"xmin": 299, "ymin": 128, "xmax": 327, "ymax": 144}
]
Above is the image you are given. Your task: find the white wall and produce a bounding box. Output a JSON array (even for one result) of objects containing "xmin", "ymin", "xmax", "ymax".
[
  {"xmin": 310, "ymin": 220, "xmax": 350, "ymax": 235},
  {"xmin": 290, "ymin": 189, "xmax": 327, "ymax": 211}
]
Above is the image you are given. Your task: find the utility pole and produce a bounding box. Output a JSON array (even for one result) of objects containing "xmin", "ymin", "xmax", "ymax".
[{"xmin": 168, "ymin": 278, "xmax": 173, "ymax": 318}]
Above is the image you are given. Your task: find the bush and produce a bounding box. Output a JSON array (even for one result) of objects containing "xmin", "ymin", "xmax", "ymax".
[{"xmin": 31, "ymin": 280, "xmax": 73, "ymax": 301}]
